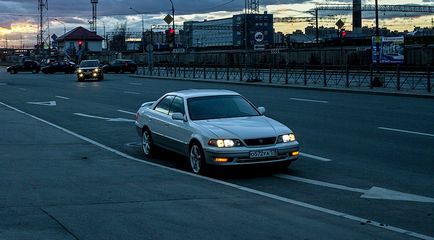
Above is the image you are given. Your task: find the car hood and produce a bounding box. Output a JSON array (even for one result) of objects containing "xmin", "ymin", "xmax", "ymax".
[
  {"xmin": 194, "ymin": 116, "xmax": 290, "ymax": 140},
  {"xmin": 79, "ymin": 67, "xmax": 99, "ymax": 70}
]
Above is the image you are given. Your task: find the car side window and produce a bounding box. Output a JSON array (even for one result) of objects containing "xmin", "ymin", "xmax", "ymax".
[
  {"xmin": 154, "ymin": 95, "xmax": 175, "ymax": 115},
  {"xmin": 169, "ymin": 96, "xmax": 185, "ymax": 115}
]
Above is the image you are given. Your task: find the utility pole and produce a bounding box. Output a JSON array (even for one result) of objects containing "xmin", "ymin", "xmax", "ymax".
[
  {"xmin": 129, "ymin": 7, "xmax": 145, "ymax": 53},
  {"xmin": 37, "ymin": 0, "xmax": 49, "ymax": 55},
  {"xmin": 169, "ymin": 0, "xmax": 175, "ymax": 46},
  {"xmin": 315, "ymin": 8, "xmax": 319, "ymax": 47},
  {"xmin": 90, "ymin": 0, "xmax": 98, "ymax": 33},
  {"xmin": 375, "ymin": 0, "xmax": 380, "ymax": 65}
]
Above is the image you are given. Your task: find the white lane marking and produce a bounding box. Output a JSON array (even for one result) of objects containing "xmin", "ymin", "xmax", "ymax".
[
  {"xmin": 74, "ymin": 113, "xmax": 110, "ymax": 121},
  {"xmin": 275, "ymin": 174, "xmax": 434, "ymax": 203},
  {"xmin": 0, "ymin": 83, "xmax": 6, "ymax": 86},
  {"xmin": 300, "ymin": 152, "xmax": 332, "ymax": 162},
  {"xmin": 128, "ymin": 82, "xmax": 142, "ymax": 86},
  {"xmin": 290, "ymin": 98, "xmax": 328, "ymax": 103},
  {"xmin": 275, "ymin": 174, "xmax": 365, "ymax": 193},
  {"xmin": 378, "ymin": 127, "xmax": 434, "ymax": 137},
  {"xmin": 362, "ymin": 187, "xmax": 434, "ymax": 203},
  {"xmin": 74, "ymin": 113, "xmax": 135, "ymax": 122},
  {"xmin": 1, "ymin": 102, "xmax": 433, "ymax": 240},
  {"xmin": 26, "ymin": 101, "xmax": 56, "ymax": 106},
  {"xmin": 19, "ymin": 88, "xmax": 26, "ymax": 91},
  {"xmin": 123, "ymin": 91, "xmax": 141, "ymax": 95},
  {"xmin": 117, "ymin": 109, "xmax": 136, "ymax": 115},
  {"xmin": 56, "ymin": 96, "xmax": 70, "ymax": 100}
]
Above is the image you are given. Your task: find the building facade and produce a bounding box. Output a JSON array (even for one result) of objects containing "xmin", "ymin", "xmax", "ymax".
[
  {"xmin": 183, "ymin": 18, "xmax": 234, "ymax": 48},
  {"xmin": 183, "ymin": 13, "xmax": 274, "ymax": 49}
]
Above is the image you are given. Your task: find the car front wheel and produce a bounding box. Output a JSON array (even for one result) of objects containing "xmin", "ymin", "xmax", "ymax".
[
  {"xmin": 142, "ymin": 129, "xmax": 154, "ymax": 157},
  {"xmin": 189, "ymin": 143, "xmax": 207, "ymax": 174}
]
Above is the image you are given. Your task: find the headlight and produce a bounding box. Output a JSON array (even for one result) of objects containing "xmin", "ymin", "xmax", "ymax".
[
  {"xmin": 277, "ymin": 134, "xmax": 296, "ymax": 143},
  {"xmin": 93, "ymin": 68, "xmax": 99, "ymax": 72},
  {"xmin": 78, "ymin": 69, "xmax": 83, "ymax": 73},
  {"xmin": 208, "ymin": 139, "xmax": 242, "ymax": 148}
]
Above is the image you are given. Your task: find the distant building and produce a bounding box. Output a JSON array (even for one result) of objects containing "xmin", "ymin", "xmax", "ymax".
[
  {"xmin": 233, "ymin": 13, "xmax": 274, "ymax": 49},
  {"xmin": 184, "ymin": 18, "xmax": 233, "ymax": 48},
  {"xmin": 183, "ymin": 13, "xmax": 274, "ymax": 49},
  {"xmin": 305, "ymin": 26, "xmax": 338, "ymax": 39},
  {"xmin": 56, "ymin": 26, "xmax": 104, "ymax": 54},
  {"xmin": 274, "ymin": 32, "xmax": 285, "ymax": 45}
]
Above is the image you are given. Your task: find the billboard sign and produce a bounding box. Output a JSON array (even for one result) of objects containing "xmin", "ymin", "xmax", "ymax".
[{"xmin": 372, "ymin": 36, "xmax": 404, "ymax": 64}]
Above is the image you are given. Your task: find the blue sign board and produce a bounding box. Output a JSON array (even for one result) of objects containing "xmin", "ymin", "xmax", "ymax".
[{"xmin": 372, "ymin": 36, "xmax": 404, "ymax": 64}]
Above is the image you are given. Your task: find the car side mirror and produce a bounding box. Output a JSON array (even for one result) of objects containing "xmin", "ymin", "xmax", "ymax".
[
  {"xmin": 172, "ymin": 112, "xmax": 186, "ymax": 122},
  {"xmin": 257, "ymin": 107, "xmax": 266, "ymax": 115}
]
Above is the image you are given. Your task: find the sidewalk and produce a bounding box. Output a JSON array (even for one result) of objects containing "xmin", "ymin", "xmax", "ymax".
[{"xmin": 0, "ymin": 103, "xmax": 413, "ymax": 240}]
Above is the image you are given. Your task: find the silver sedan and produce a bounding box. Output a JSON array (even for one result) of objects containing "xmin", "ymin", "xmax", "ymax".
[{"xmin": 135, "ymin": 89, "xmax": 299, "ymax": 174}]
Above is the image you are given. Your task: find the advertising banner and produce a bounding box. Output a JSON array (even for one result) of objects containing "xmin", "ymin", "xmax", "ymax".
[{"xmin": 372, "ymin": 36, "xmax": 404, "ymax": 64}]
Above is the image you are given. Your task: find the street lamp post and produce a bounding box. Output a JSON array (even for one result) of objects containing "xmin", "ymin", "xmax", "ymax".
[
  {"xmin": 129, "ymin": 7, "xmax": 145, "ymax": 54},
  {"xmin": 170, "ymin": 0, "xmax": 176, "ymax": 32},
  {"xmin": 54, "ymin": 18, "xmax": 66, "ymax": 34},
  {"xmin": 375, "ymin": 0, "xmax": 380, "ymax": 65}
]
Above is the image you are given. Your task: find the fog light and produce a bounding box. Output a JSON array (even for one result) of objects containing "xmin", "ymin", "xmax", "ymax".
[
  {"xmin": 291, "ymin": 151, "xmax": 299, "ymax": 156},
  {"xmin": 93, "ymin": 73, "xmax": 97, "ymax": 77},
  {"xmin": 214, "ymin": 157, "xmax": 229, "ymax": 163},
  {"xmin": 79, "ymin": 73, "xmax": 84, "ymax": 77}
]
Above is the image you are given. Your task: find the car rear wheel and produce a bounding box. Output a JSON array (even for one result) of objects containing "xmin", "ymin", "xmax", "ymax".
[
  {"xmin": 142, "ymin": 129, "xmax": 154, "ymax": 157},
  {"xmin": 189, "ymin": 143, "xmax": 207, "ymax": 174}
]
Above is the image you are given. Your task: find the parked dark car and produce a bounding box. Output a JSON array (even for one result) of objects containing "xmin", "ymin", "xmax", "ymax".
[
  {"xmin": 41, "ymin": 61, "xmax": 76, "ymax": 74},
  {"xmin": 6, "ymin": 60, "xmax": 40, "ymax": 74},
  {"xmin": 103, "ymin": 59, "xmax": 137, "ymax": 73}
]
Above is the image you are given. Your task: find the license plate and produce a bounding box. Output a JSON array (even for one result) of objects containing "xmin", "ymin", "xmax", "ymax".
[{"xmin": 249, "ymin": 149, "xmax": 277, "ymax": 159}]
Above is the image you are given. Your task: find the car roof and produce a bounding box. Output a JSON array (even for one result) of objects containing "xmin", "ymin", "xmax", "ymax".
[{"xmin": 167, "ymin": 89, "xmax": 239, "ymax": 99}]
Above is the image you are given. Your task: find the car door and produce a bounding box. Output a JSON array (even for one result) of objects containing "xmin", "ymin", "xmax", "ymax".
[
  {"xmin": 22, "ymin": 61, "xmax": 32, "ymax": 71},
  {"xmin": 165, "ymin": 96, "xmax": 192, "ymax": 155},
  {"xmin": 149, "ymin": 95, "xmax": 175, "ymax": 147}
]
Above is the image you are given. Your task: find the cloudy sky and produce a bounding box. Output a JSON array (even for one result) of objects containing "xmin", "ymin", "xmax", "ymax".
[{"xmin": 0, "ymin": 0, "xmax": 433, "ymax": 47}]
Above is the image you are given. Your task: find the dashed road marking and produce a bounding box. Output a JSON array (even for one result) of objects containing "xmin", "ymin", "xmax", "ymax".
[
  {"xmin": 56, "ymin": 96, "xmax": 70, "ymax": 100},
  {"xmin": 123, "ymin": 91, "xmax": 141, "ymax": 95},
  {"xmin": 290, "ymin": 98, "xmax": 328, "ymax": 104},
  {"xmin": 300, "ymin": 152, "xmax": 332, "ymax": 162},
  {"xmin": 378, "ymin": 127, "xmax": 434, "ymax": 137}
]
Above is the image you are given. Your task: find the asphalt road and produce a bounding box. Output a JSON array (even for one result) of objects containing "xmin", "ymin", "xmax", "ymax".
[{"xmin": 0, "ymin": 69, "xmax": 433, "ymax": 240}]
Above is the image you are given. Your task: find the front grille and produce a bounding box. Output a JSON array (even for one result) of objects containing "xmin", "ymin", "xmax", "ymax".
[
  {"xmin": 236, "ymin": 154, "xmax": 288, "ymax": 163},
  {"xmin": 244, "ymin": 137, "xmax": 276, "ymax": 146}
]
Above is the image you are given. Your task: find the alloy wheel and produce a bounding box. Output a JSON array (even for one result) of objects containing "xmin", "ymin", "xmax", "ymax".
[{"xmin": 190, "ymin": 144, "xmax": 203, "ymax": 174}]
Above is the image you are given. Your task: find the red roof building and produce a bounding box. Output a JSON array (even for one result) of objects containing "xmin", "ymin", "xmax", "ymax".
[{"xmin": 57, "ymin": 26, "xmax": 104, "ymax": 54}]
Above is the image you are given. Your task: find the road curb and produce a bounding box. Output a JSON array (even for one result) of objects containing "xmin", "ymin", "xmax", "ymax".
[{"xmin": 130, "ymin": 74, "xmax": 434, "ymax": 99}]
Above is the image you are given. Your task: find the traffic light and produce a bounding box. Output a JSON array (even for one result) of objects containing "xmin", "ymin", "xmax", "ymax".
[
  {"xmin": 166, "ymin": 28, "xmax": 175, "ymax": 48},
  {"xmin": 77, "ymin": 40, "xmax": 84, "ymax": 49},
  {"xmin": 340, "ymin": 29, "xmax": 347, "ymax": 39}
]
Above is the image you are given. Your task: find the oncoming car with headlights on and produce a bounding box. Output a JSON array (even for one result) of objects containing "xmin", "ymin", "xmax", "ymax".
[
  {"xmin": 77, "ymin": 60, "xmax": 103, "ymax": 81},
  {"xmin": 135, "ymin": 89, "xmax": 299, "ymax": 174}
]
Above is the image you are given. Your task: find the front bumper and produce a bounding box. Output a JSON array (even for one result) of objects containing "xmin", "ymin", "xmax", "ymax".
[
  {"xmin": 203, "ymin": 141, "xmax": 299, "ymax": 166},
  {"xmin": 77, "ymin": 71, "xmax": 102, "ymax": 79}
]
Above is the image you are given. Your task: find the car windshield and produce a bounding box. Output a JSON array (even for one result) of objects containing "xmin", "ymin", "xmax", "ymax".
[
  {"xmin": 80, "ymin": 61, "xmax": 99, "ymax": 67},
  {"xmin": 187, "ymin": 95, "xmax": 260, "ymax": 120}
]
